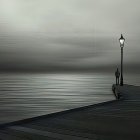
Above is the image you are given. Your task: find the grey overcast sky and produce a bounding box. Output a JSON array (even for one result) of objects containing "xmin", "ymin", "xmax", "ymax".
[{"xmin": 0, "ymin": 0, "xmax": 140, "ymax": 72}]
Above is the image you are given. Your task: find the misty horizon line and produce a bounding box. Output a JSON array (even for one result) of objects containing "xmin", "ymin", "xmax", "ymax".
[{"xmin": 0, "ymin": 64, "xmax": 139, "ymax": 74}]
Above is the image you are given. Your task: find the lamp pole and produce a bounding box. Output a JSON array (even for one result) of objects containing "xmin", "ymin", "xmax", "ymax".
[
  {"xmin": 119, "ymin": 34, "xmax": 125, "ymax": 86},
  {"xmin": 120, "ymin": 47, "xmax": 123, "ymax": 86}
]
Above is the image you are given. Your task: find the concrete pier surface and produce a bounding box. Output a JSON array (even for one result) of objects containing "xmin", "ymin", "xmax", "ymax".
[{"xmin": 0, "ymin": 84, "xmax": 140, "ymax": 140}]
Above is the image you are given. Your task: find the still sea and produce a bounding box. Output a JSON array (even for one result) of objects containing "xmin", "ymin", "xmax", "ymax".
[{"xmin": 0, "ymin": 73, "xmax": 139, "ymax": 124}]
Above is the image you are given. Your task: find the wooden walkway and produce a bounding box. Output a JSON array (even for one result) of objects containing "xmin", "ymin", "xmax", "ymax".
[{"xmin": 0, "ymin": 84, "xmax": 140, "ymax": 140}]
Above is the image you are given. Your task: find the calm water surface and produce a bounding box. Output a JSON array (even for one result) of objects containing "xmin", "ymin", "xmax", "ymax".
[{"xmin": 0, "ymin": 73, "xmax": 139, "ymax": 124}]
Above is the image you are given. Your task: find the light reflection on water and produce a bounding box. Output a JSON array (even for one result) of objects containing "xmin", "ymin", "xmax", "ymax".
[{"xmin": 0, "ymin": 72, "xmax": 137, "ymax": 124}]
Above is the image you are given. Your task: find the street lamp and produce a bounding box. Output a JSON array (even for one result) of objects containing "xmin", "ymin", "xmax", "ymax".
[{"xmin": 119, "ymin": 34, "xmax": 125, "ymax": 86}]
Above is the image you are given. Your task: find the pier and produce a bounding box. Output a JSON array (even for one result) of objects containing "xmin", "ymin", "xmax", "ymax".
[{"xmin": 0, "ymin": 84, "xmax": 140, "ymax": 140}]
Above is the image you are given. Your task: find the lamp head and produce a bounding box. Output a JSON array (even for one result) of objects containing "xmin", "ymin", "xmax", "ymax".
[{"xmin": 119, "ymin": 34, "xmax": 125, "ymax": 47}]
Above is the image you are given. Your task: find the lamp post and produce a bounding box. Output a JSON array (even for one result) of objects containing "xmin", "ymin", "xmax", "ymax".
[{"xmin": 119, "ymin": 34, "xmax": 125, "ymax": 86}]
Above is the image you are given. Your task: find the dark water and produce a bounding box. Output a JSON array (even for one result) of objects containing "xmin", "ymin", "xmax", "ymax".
[{"xmin": 0, "ymin": 73, "xmax": 139, "ymax": 124}]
